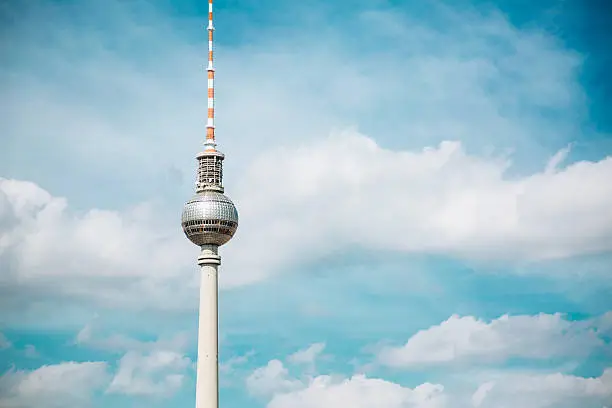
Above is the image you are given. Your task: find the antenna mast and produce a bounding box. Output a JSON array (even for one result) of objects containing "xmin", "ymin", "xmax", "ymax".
[{"xmin": 205, "ymin": 0, "xmax": 216, "ymax": 152}]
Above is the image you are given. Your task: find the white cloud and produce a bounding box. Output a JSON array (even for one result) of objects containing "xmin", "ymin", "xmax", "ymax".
[
  {"xmin": 287, "ymin": 342, "xmax": 326, "ymax": 365},
  {"xmin": 249, "ymin": 357, "xmax": 612, "ymax": 408},
  {"xmin": 2, "ymin": 129, "xmax": 612, "ymax": 309},
  {"xmin": 225, "ymin": 133, "xmax": 612, "ymax": 285},
  {"xmin": 72, "ymin": 322, "xmax": 193, "ymax": 398},
  {"xmin": 262, "ymin": 369, "xmax": 612, "ymax": 408},
  {"xmin": 106, "ymin": 349, "xmax": 191, "ymax": 397},
  {"xmin": 75, "ymin": 323, "xmax": 94, "ymax": 344},
  {"xmin": 0, "ymin": 177, "xmax": 195, "ymax": 311},
  {"xmin": 471, "ymin": 381, "xmax": 495, "ymax": 407},
  {"xmin": 0, "ymin": 362, "xmax": 109, "ymax": 408},
  {"xmin": 246, "ymin": 353, "xmax": 447, "ymax": 408},
  {"xmin": 250, "ymin": 342, "xmax": 612, "ymax": 408},
  {"xmin": 378, "ymin": 313, "xmax": 605, "ymax": 368},
  {"xmin": 471, "ymin": 369, "xmax": 612, "ymax": 408},
  {"xmin": 267, "ymin": 375, "xmax": 448, "ymax": 408},
  {"xmin": 246, "ymin": 360, "xmax": 303, "ymax": 398}
]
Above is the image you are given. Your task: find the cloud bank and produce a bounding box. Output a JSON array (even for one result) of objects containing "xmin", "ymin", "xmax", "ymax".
[
  {"xmin": 1, "ymin": 133, "xmax": 611, "ymax": 312},
  {"xmin": 247, "ymin": 341, "xmax": 612, "ymax": 408}
]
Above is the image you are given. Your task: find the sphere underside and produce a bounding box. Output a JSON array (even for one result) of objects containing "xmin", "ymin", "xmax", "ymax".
[{"xmin": 182, "ymin": 191, "xmax": 238, "ymax": 246}]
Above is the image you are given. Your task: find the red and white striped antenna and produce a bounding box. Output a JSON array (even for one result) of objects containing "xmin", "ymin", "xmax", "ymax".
[{"xmin": 205, "ymin": 0, "xmax": 216, "ymax": 152}]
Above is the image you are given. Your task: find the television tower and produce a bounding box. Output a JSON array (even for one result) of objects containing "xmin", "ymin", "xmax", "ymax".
[{"xmin": 181, "ymin": 0, "xmax": 238, "ymax": 407}]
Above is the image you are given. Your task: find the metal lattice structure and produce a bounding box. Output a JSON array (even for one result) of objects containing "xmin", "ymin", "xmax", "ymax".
[{"xmin": 196, "ymin": 150, "xmax": 224, "ymax": 192}]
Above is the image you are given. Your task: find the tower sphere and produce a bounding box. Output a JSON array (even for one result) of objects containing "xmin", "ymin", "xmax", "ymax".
[{"xmin": 181, "ymin": 191, "xmax": 238, "ymax": 246}]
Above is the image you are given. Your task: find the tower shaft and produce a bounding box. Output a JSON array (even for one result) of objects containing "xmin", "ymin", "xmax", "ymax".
[
  {"xmin": 196, "ymin": 245, "xmax": 220, "ymax": 408},
  {"xmin": 182, "ymin": 1, "xmax": 238, "ymax": 407}
]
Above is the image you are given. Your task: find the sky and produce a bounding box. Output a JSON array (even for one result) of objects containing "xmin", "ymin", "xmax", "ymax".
[{"xmin": 0, "ymin": 0, "xmax": 611, "ymax": 407}]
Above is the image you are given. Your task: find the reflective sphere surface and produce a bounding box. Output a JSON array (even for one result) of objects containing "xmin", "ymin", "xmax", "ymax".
[{"xmin": 181, "ymin": 191, "xmax": 238, "ymax": 246}]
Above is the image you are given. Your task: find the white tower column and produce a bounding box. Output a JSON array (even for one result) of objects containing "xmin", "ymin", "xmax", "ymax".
[
  {"xmin": 195, "ymin": 244, "xmax": 221, "ymax": 408},
  {"xmin": 181, "ymin": 2, "xmax": 238, "ymax": 406}
]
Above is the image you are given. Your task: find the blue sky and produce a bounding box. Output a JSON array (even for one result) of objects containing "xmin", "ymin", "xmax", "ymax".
[{"xmin": 1, "ymin": 0, "xmax": 611, "ymax": 407}]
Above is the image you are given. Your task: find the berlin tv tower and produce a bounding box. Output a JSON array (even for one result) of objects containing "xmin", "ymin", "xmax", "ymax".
[{"xmin": 181, "ymin": 0, "xmax": 238, "ymax": 407}]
